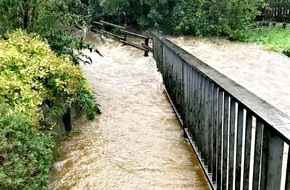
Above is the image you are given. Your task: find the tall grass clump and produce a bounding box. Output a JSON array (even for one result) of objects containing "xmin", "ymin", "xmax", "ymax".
[{"xmin": 235, "ymin": 27, "xmax": 290, "ymax": 56}]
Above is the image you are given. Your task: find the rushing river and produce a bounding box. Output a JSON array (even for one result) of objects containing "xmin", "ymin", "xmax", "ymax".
[
  {"xmin": 50, "ymin": 32, "xmax": 290, "ymax": 189},
  {"xmin": 49, "ymin": 33, "xmax": 210, "ymax": 189}
]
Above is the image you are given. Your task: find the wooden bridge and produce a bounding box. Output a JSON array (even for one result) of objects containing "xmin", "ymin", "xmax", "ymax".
[
  {"xmin": 91, "ymin": 21, "xmax": 290, "ymax": 190},
  {"xmin": 153, "ymin": 32, "xmax": 290, "ymax": 190}
]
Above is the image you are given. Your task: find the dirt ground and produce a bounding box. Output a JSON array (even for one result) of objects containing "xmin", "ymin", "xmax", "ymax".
[{"xmin": 169, "ymin": 36, "xmax": 290, "ymax": 117}]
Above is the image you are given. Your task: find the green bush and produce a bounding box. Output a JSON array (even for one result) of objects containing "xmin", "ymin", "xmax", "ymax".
[
  {"xmin": 0, "ymin": 105, "xmax": 54, "ymax": 190},
  {"xmin": 0, "ymin": 30, "xmax": 100, "ymax": 189}
]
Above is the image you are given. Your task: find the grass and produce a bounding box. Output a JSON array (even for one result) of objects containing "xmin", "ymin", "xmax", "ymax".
[{"xmin": 245, "ymin": 27, "xmax": 290, "ymax": 56}]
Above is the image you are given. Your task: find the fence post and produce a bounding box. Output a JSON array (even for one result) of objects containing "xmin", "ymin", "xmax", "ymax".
[
  {"xmin": 123, "ymin": 12, "xmax": 127, "ymax": 44},
  {"xmin": 144, "ymin": 38, "xmax": 149, "ymax": 57}
]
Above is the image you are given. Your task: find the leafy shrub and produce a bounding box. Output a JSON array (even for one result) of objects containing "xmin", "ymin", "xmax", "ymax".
[
  {"xmin": 0, "ymin": 105, "xmax": 54, "ymax": 190},
  {"xmin": 78, "ymin": 77, "xmax": 101, "ymax": 120},
  {"xmin": 0, "ymin": 30, "xmax": 100, "ymax": 189}
]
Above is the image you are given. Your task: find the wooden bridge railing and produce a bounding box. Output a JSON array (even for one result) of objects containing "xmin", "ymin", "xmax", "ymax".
[
  {"xmin": 92, "ymin": 20, "xmax": 152, "ymax": 56},
  {"xmin": 152, "ymin": 31, "xmax": 290, "ymax": 190}
]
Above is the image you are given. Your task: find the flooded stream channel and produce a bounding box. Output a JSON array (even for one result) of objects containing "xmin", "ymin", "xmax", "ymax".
[
  {"xmin": 50, "ymin": 32, "xmax": 290, "ymax": 189},
  {"xmin": 49, "ymin": 34, "xmax": 210, "ymax": 190}
]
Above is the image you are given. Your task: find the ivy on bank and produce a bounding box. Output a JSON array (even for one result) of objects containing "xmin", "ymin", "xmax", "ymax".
[{"xmin": 0, "ymin": 30, "xmax": 100, "ymax": 189}]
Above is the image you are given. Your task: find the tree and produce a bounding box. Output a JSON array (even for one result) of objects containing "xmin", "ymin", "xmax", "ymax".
[
  {"xmin": 173, "ymin": 0, "xmax": 264, "ymax": 36},
  {"xmin": 0, "ymin": 0, "xmax": 93, "ymax": 63}
]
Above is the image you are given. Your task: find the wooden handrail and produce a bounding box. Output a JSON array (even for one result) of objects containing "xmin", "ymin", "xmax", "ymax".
[
  {"xmin": 120, "ymin": 29, "xmax": 148, "ymax": 39},
  {"xmin": 92, "ymin": 20, "xmax": 152, "ymax": 56},
  {"xmin": 100, "ymin": 29, "xmax": 125, "ymax": 40},
  {"xmin": 92, "ymin": 21, "xmax": 104, "ymax": 26},
  {"xmin": 100, "ymin": 20, "xmax": 125, "ymax": 30}
]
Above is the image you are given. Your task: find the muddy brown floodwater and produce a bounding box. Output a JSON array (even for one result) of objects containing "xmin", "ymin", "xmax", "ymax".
[
  {"xmin": 169, "ymin": 36, "xmax": 290, "ymax": 117},
  {"xmin": 49, "ymin": 33, "xmax": 210, "ymax": 190},
  {"xmin": 50, "ymin": 32, "xmax": 290, "ymax": 190}
]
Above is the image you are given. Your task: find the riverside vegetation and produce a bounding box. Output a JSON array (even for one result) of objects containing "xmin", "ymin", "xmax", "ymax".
[
  {"xmin": 0, "ymin": 30, "xmax": 100, "ymax": 189},
  {"xmin": 0, "ymin": 0, "xmax": 101, "ymax": 189}
]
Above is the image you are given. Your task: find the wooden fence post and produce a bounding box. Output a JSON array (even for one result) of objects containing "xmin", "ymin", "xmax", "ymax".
[{"xmin": 144, "ymin": 38, "xmax": 149, "ymax": 57}]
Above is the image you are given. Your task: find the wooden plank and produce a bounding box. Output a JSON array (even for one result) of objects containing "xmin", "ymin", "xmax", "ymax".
[
  {"xmin": 177, "ymin": 59, "xmax": 183, "ymax": 114},
  {"xmin": 222, "ymin": 93, "xmax": 230, "ymax": 189},
  {"xmin": 100, "ymin": 20, "xmax": 125, "ymax": 29},
  {"xmin": 217, "ymin": 89, "xmax": 223, "ymax": 190},
  {"xmin": 195, "ymin": 72, "xmax": 202, "ymax": 149},
  {"xmin": 260, "ymin": 128, "xmax": 284, "ymax": 190},
  {"xmin": 212, "ymin": 85, "xmax": 218, "ymax": 183},
  {"xmin": 252, "ymin": 120, "xmax": 264, "ymax": 190},
  {"xmin": 188, "ymin": 68, "xmax": 194, "ymax": 136},
  {"xmin": 198, "ymin": 73, "xmax": 204, "ymax": 154},
  {"xmin": 203, "ymin": 77, "xmax": 209, "ymax": 164},
  {"xmin": 120, "ymin": 40, "xmax": 147, "ymax": 51},
  {"xmin": 142, "ymin": 43, "xmax": 153, "ymax": 52},
  {"xmin": 235, "ymin": 105, "xmax": 244, "ymax": 190},
  {"xmin": 121, "ymin": 29, "xmax": 149, "ymax": 39},
  {"xmin": 91, "ymin": 28, "xmax": 103, "ymax": 34},
  {"xmin": 267, "ymin": 134, "xmax": 284, "ymax": 190},
  {"xmin": 191, "ymin": 69, "xmax": 197, "ymax": 138},
  {"xmin": 92, "ymin": 21, "xmax": 104, "ymax": 26},
  {"xmin": 228, "ymin": 98, "xmax": 236, "ymax": 189},
  {"xmin": 100, "ymin": 29, "xmax": 125, "ymax": 40},
  {"xmin": 207, "ymin": 81, "xmax": 214, "ymax": 174},
  {"xmin": 243, "ymin": 111, "xmax": 253, "ymax": 189},
  {"xmin": 182, "ymin": 62, "xmax": 189, "ymax": 129}
]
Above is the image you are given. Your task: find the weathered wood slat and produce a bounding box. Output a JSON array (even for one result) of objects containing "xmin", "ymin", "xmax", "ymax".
[
  {"xmin": 212, "ymin": 85, "xmax": 218, "ymax": 183},
  {"xmin": 252, "ymin": 120, "xmax": 263, "ymax": 189},
  {"xmin": 235, "ymin": 105, "xmax": 244, "ymax": 190},
  {"xmin": 207, "ymin": 81, "xmax": 214, "ymax": 174},
  {"xmin": 100, "ymin": 29, "xmax": 125, "ymax": 40},
  {"xmin": 222, "ymin": 94, "xmax": 229, "ymax": 189},
  {"xmin": 195, "ymin": 72, "xmax": 202, "ymax": 148},
  {"xmin": 142, "ymin": 43, "xmax": 153, "ymax": 52},
  {"xmin": 217, "ymin": 89, "xmax": 223, "ymax": 190},
  {"xmin": 201, "ymin": 75, "xmax": 207, "ymax": 160},
  {"xmin": 120, "ymin": 29, "xmax": 148, "ymax": 39},
  {"xmin": 100, "ymin": 20, "xmax": 125, "ymax": 29},
  {"xmin": 189, "ymin": 68, "xmax": 194, "ymax": 136},
  {"xmin": 228, "ymin": 98, "xmax": 236, "ymax": 189},
  {"xmin": 92, "ymin": 21, "xmax": 104, "ymax": 26},
  {"xmin": 182, "ymin": 62, "xmax": 189, "ymax": 129},
  {"xmin": 260, "ymin": 128, "xmax": 284, "ymax": 190},
  {"xmin": 243, "ymin": 111, "xmax": 253, "ymax": 189},
  {"xmin": 120, "ymin": 40, "xmax": 147, "ymax": 51},
  {"xmin": 192, "ymin": 69, "xmax": 197, "ymax": 137},
  {"xmin": 91, "ymin": 28, "xmax": 103, "ymax": 34}
]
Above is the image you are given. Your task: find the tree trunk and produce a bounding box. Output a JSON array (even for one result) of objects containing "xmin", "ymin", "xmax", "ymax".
[{"xmin": 23, "ymin": 0, "xmax": 29, "ymax": 29}]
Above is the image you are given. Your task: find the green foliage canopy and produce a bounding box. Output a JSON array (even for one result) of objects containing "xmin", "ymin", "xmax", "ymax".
[
  {"xmin": 0, "ymin": 0, "xmax": 94, "ymax": 63},
  {"xmin": 173, "ymin": 0, "xmax": 264, "ymax": 36},
  {"xmin": 91, "ymin": 0, "xmax": 266, "ymax": 36}
]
